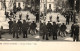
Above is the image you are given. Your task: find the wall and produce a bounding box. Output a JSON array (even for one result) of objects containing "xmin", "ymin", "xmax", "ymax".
[
  {"xmin": 16, "ymin": 2, "xmax": 24, "ymax": 10},
  {"xmin": 40, "ymin": 0, "xmax": 55, "ymax": 12}
]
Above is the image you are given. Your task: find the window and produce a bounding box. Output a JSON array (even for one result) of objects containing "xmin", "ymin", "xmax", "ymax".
[{"xmin": 49, "ymin": 4, "xmax": 51, "ymax": 9}]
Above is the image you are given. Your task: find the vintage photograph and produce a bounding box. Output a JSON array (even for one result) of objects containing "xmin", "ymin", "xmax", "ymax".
[
  {"xmin": 40, "ymin": 0, "xmax": 80, "ymax": 41},
  {"xmin": 0, "ymin": 0, "xmax": 40, "ymax": 41},
  {"xmin": 0, "ymin": 0, "xmax": 80, "ymax": 42}
]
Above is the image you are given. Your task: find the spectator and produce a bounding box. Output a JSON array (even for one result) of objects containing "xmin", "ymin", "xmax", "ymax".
[
  {"xmin": 42, "ymin": 22, "xmax": 49, "ymax": 40},
  {"xmin": 36, "ymin": 13, "xmax": 39, "ymax": 22},
  {"xmin": 73, "ymin": 22, "xmax": 79, "ymax": 41},
  {"xmin": 47, "ymin": 21, "xmax": 52, "ymax": 36},
  {"xmin": 22, "ymin": 20, "xmax": 29, "ymax": 38},
  {"xmin": 52, "ymin": 22, "xmax": 58, "ymax": 40},
  {"xmin": 12, "ymin": 21, "xmax": 19, "ymax": 38},
  {"xmin": 17, "ymin": 19, "xmax": 22, "ymax": 35},
  {"xmin": 66, "ymin": 14, "xmax": 70, "ymax": 25},
  {"xmin": 40, "ymin": 21, "xmax": 43, "ymax": 36},
  {"xmin": 19, "ymin": 13, "xmax": 22, "ymax": 20},
  {"xmin": 50, "ymin": 15, "xmax": 52, "ymax": 22},
  {"xmin": 30, "ymin": 21, "xmax": 37, "ymax": 35},
  {"xmin": 57, "ymin": 14, "xmax": 60, "ymax": 22},
  {"xmin": 71, "ymin": 24, "xmax": 75, "ymax": 37},
  {"xmin": 60, "ymin": 23, "xmax": 67, "ymax": 37},
  {"xmin": 26, "ymin": 13, "xmax": 29, "ymax": 20},
  {"xmin": 8, "ymin": 19, "xmax": 13, "ymax": 34}
]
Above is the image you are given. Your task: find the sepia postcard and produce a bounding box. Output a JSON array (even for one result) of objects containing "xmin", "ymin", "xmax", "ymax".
[{"xmin": 0, "ymin": 0, "xmax": 80, "ymax": 51}]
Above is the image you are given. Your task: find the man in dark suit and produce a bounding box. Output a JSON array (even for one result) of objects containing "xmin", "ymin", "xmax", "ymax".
[
  {"xmin": 12, "ymin": 21, "xmax": 19, "ymax": 38},
  {"xmin": 60, "ymin": 23, "xmax": 67, "ymax": 37},
  {"xmin": 73, "ymin": 22, "xmax": 79, "ymax": 41},
  {"xmin": 8, "ymin": 19, "xmax": 13, "ymax": 34},
  {"xmin": 19, "ymin": 13, "xmax": 22, "ymax": 20},
  {"xmin": 47, "ymin": 21, "xmax": 52, "ymax": 36},
  {"xmin": 71, "ymin": 23, "xmax": 75, "ymax": 37},
  {"xmin": 17, "ymin": 19, "xmax": 22, "ymax": 35},
  {"xmin": 30, "ymin": 21, "xmax": 37, "ymax": 35},
  {"xmin": 42, "ymin": 22, "xmax": 49, "ymax": 40},
  {"xmin": 52, "ymin": 22, "xmax": 58, "ymax": 40},
  {"xmin": 66, "ymin": 14, "xmax": 70, "ymax": 25},
  {"xmin": 36, "ymin": 13, "xmax": 39, "ymax": 23},
  {"xmin": 22, "ymin": 20, "xmax": 29, "ymax": 38}
]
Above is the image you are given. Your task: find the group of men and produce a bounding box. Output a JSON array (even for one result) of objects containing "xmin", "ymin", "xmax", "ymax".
[
  {"xmin": 8, "ymin": 19, "xmax": 37, "ymax": 38},
  {"xmin": 40, "ymin": 21, "xmax": 79, "ymax": 41},
  {"xmin": 40, "ymin": 21, "xmax": 67, "ymax": 40}
]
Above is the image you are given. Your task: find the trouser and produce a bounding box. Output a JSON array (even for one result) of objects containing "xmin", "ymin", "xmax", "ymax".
[
  {"xmin": 42, "ymin": 33, "xmax": 49, "ymax": 40},
  {"xmin": 13, "ymin": 31, "xmax": 19, "ymax": 38},
  {"xmin": 23, "ymin": 31, "xmax": 27, "ymax": 38},
  {"xmin": 66, "ymin": 20, "xmax": 69, "ymax": 25},
  {"xmin": 73, "ymin": 35, "xmax": 79, "ymax": 41},
  {"xmin": 48, "ymin": 29, "xmax": 52, "ymax": 36},
  {"xmin": 42, "ymin": 32, "xmax": 49, "ymax": 40},
  {"xmin": 19, "ymin": 17, "xmax": 21, "ymax": 20},
  {"xmin": 30, "ymin": 29, "xmax": 35, "ymax": 35},
  {"xmin": 71, "ymin": 31, "xmax": 74, "ymax": 37},
  {"xmin": 60, "ymin": 31, "xmax": 66, "ymax": 37},
  {"xmin": 50, "ymin": 19, "xmax": 52, "ymax": 22},
  {"xmin": 57, "ymin": 30, "xmax": 60, "ymax": 36},
  {"xmin": 36, "ymin": 19, "xmax": 39, "ymax": 22},
  {"xmin": 53, "ymin": 32, "xmax": 57, "ymax": 40},
  {"xmin": 71, "ymin": 17, "xmax": 73, "ymax": 22},
  {"xmin": 18, "ymin": 27, "xmax": 22, "ymax": 34},
  {"xmin": 9, "ymin": 27, "xmax": 12, "ymax": 34}
]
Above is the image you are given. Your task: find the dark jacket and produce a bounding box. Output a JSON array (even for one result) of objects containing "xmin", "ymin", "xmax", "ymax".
[
  {"xmin": 8, "ymin": 21, "xmax": 13, "ymax": 28},
  {"xmin": 47, "ymin": 23, "xmax": 52, "ymax": 31},
  {"xmin": 71, "ymin": 24, "xmax": 75, "ymax": 32},
  {"xmin": 74, "ymin": 24, "xmax": 79, "ymax": 35},
  {"xmin": 22, "ymin": 22, "xmax": 29, "ymax": 31},
  {"xmin": 40, "ymin": 23, "xmax": 43, "ymax": 30},
  {"xmin": 30, "ymin": 23, "xmax": 37, "ymax": 30},
  {"xmin": 52, "ymin": 24, "xmax": 58, "ymax": 33},
  {"xmin": 17, "ymin": 21, "xmax": 22, "ymax": 28},
  {"xmin": 60, "ymin": 24, "xmax": 67, "ymax": 32},
  {"xmin": 42, "ymin": 24, "xmax": 48, "ymax": 34},
  {"xmin": 12, "ymin": 22, "xmax": 19, "ymax": 31}
]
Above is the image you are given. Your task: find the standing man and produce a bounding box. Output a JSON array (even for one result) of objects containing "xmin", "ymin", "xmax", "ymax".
[
  {"xmin": 40, "ymin": 21, "xmax": 43, "ymax": 36},
  {"xmin": 17, "ymin": 19, "xmax": 22, "ymax": 35},
  {"xmin": 60, "ymin": 23, "xmax": 67, "ymax": 37},
  {"xmin": 47, "ymin": 21, "xmax": 52, "ymax": 36},
  {"xmin": 26, "ymin": 13, "xmax": 29, "ymax": 20},
  {"xmin": 36, "ymin": 13, "xmax": 39, "ymax": 23},
  {"xmin": 22, "ymin": 20, "xmax": 29, "ymax": 38},
  {"xmin": 30, "ymin": 21, "xmax": 37, "ymax": 35},
  {"xmin": 66, "ymin": 14, "xmax": 70, "ymax": 25},
  {"xmin": 57, "ymin": 14, "xmax": 60, "ymax": 22},
  {"xmin": 52, "ymin": 22, "xmax": 58, "ymax": 40},
  {"xmin": 19, "ymin": 13, "xmax": 22, "ymax": 20},
  {"xmin": 71, "ymin": 23, "xmax": 75, "ymax": 37},
  {"xmin": 12, "ymin": 21, "xmax": 19, "ymax": 38},
  {"xmin": 50, "ymin": 15, "xmax": 52, "ymax": 22},
  {"xmin": 8, "ymin": 19, "xmax": 13, "ymax": 34},
  {"xmin": 42, "ymin": 22, "xmax": 49, "ymax": 40},
  {"xmin": 70, "ymin": 12, "xmax": 73, "ymax": 22},
  {"xmin": 73, "ymin": 22, "xmax": 79, "ymax": 41},
  {"xmin": 6, "ymin": 12, "xmax": 9, "ymax": 20}
]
